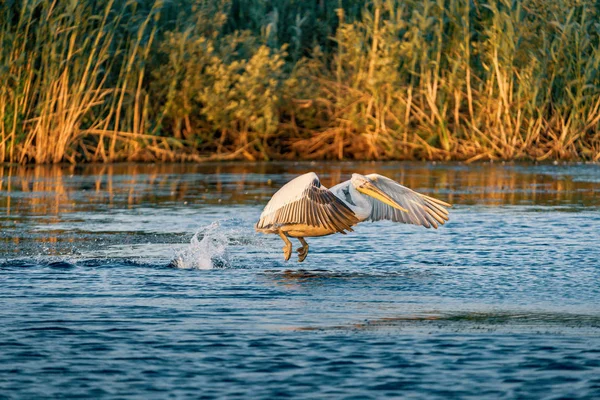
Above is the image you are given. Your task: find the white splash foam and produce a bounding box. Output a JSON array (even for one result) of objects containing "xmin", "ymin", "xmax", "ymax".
[{"xmin": 171, "ymin": 222, "xmax": 231, "ymax": 269}]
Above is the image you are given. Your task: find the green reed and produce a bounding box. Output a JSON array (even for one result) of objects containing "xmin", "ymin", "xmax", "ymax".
[
  {"xmin": 0, "ymin": 0, "xmax": 167, "ymax": 164},
  {"xmin": 1, "ymin": 0, "xmax": 599, "ymax": 163}
]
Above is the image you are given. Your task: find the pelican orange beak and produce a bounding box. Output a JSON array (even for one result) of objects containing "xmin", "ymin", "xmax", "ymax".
[{"xmin": 357, "ymin": 182, "xmax": 409, "ymax": 212}]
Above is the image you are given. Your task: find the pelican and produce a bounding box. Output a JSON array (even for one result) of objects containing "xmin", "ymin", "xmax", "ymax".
[{"xmin": 255, "ymin": 172, "xmax": 451, "ymax": 262}]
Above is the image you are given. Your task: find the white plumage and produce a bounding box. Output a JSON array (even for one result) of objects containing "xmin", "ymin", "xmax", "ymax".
[
  {"xmin": 256, "ymin": 172, "xmax": 451, "ymax": 262},
  {"xmin": 364, "ymin": 174, "xmax": 450, "ymax": 228},
  {"xmin": 256, "ymin": 172, "xmax": 358, "ymax": 234}
]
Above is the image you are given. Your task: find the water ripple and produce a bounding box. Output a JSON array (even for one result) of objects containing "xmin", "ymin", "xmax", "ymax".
[{"xmin": 1, "ymin": 163, "xmax": 600, "ymax": 398}]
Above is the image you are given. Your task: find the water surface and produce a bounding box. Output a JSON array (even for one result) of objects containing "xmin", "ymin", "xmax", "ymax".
[{"xmin": 1, "ymin": 162, "xmax": 599, "ymax": 398}]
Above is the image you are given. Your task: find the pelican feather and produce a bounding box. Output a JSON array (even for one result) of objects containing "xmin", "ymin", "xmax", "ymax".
[
  {"xmin": 256, "ymin": 172, "xmax": 359, "ymax": 233},
  {"xmin": 256, "ymin": 171, "xmax": 452, "ymax": 262},
  {"xmin": 365, "ymin": 173, "xmax": 451, "ymax": 229}
]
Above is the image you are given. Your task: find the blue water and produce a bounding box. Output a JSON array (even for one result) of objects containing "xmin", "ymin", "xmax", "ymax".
[{"xmin": 1, "ymin": 162, "xmax": 600, "ymax": 398}]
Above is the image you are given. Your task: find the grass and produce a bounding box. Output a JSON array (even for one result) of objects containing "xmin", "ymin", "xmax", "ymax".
[{"xmin": 1, "ymin": 0, "xmax": 600, "ymax": 164}]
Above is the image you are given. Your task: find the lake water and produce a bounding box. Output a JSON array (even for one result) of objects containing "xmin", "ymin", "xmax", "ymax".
[{"xmin": 1, "ymin": 162, "xmax": 599, "ymax": 399}]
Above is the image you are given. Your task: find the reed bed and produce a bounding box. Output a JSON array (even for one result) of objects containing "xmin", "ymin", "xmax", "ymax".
[{"xmin": 1, "ymin": 0, "xmax": 599, "ymax": 164}]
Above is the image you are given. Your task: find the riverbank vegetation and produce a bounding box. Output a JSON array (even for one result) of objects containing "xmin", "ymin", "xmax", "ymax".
[{"xmin": 1, "ymin": 0, "xmax": 600, "ymax": 164}]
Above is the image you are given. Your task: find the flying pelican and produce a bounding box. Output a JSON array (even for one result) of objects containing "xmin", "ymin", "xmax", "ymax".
[{"xmin": 255, "ymin": 172, "xmax": 451, "ymax": 262}]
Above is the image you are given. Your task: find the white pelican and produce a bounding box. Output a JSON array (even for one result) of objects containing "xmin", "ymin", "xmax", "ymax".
[{"xmin": 256, "ymin": 172, "xmax": 451, "ymax": 262}]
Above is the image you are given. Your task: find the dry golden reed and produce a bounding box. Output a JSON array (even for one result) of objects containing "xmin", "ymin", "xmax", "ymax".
[{"xmin": 1, "ymin": 0, "xmax": 599, "ymax": 164}]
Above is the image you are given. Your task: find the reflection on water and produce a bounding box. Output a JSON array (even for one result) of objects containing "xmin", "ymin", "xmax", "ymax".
[
  {"xmin": 1, "ymin": 162, "xmax": 598, "ymax": 251},
  {"xmin": 1, "ymin": 161, "xmax": 599, "ymax": 214},
  {"xmin": 287, "ymin": 311, "xmax": 600, "ymax": 333},
  {"xmin": 1, "ymin": 162, "xmax": 600, "ymax": 398}
]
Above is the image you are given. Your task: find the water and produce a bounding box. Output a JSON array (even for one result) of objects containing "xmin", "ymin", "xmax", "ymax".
[{"xmin": 1, "ymin": 162, "xmax": 599, "ymax": 399}]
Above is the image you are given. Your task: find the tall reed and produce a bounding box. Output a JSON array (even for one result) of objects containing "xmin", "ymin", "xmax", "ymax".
[
  {"xmin": 1, "ymin": 0, "xmax": 599, "ymax": 164},
  {"xmin": 287, "ymin": 0, "xmax": 600, "ymax": 161},
  {"xmin": 0, "ymin": 0, "xmax": 169, "ymax": 164}
]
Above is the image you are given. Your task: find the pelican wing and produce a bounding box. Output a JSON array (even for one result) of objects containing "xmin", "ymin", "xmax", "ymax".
[
  {"xmin": 365, "ymin": 174, "xmax": 451, "ymax": 229},
  {"xmin": 256, "ymin": 172, "xmax": 359, "ymax": 233}
]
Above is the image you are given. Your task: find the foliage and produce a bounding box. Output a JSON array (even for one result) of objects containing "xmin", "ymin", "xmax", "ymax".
[{"xmin": 1, "ymin": 0, "xmax": 599, "ymax": 163}]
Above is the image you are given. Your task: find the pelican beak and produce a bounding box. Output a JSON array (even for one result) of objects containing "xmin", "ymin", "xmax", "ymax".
[{"xmin": 357, "ymin": 182, "xmax": 409, "ymax": 212}]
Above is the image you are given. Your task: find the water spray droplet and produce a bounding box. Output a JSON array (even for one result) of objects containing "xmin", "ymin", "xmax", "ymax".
[{"xmin": 170, "ymin": 222, "xmax": 230, "ymax": 269}]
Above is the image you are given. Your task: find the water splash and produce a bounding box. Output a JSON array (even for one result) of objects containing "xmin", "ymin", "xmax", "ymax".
[{"xmin": 170, "ymin": 222, "xmax": 231, "ymax": 269}]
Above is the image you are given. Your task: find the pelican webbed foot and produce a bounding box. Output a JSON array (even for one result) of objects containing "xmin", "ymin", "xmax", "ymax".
[
  {"xmin": 297, "ymin": 237, "xmax": 309, "ymax": 262},
  {"xmin": 278, "ymin": 230, "xmax": 292, "ymax": 261}
]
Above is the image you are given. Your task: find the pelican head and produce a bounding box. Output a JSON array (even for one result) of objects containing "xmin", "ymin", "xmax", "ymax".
[{"xmin": 351, "ymin": 174, "xmax": 408, "ymax": 212}]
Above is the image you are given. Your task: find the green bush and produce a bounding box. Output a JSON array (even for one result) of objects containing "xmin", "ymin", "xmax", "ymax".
[{"xmin": 1, "ymin": 0, "xmax": 599, "ymax": 163}]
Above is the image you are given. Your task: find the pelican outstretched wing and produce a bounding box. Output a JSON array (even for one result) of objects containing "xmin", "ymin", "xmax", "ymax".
[
  {"xmin": 365, "ymin": 174, "xmax": 451, "ymax": 229},
  {"xmin": 256, "ymin": 172, "xmax": 359, "ymax": 233}
]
